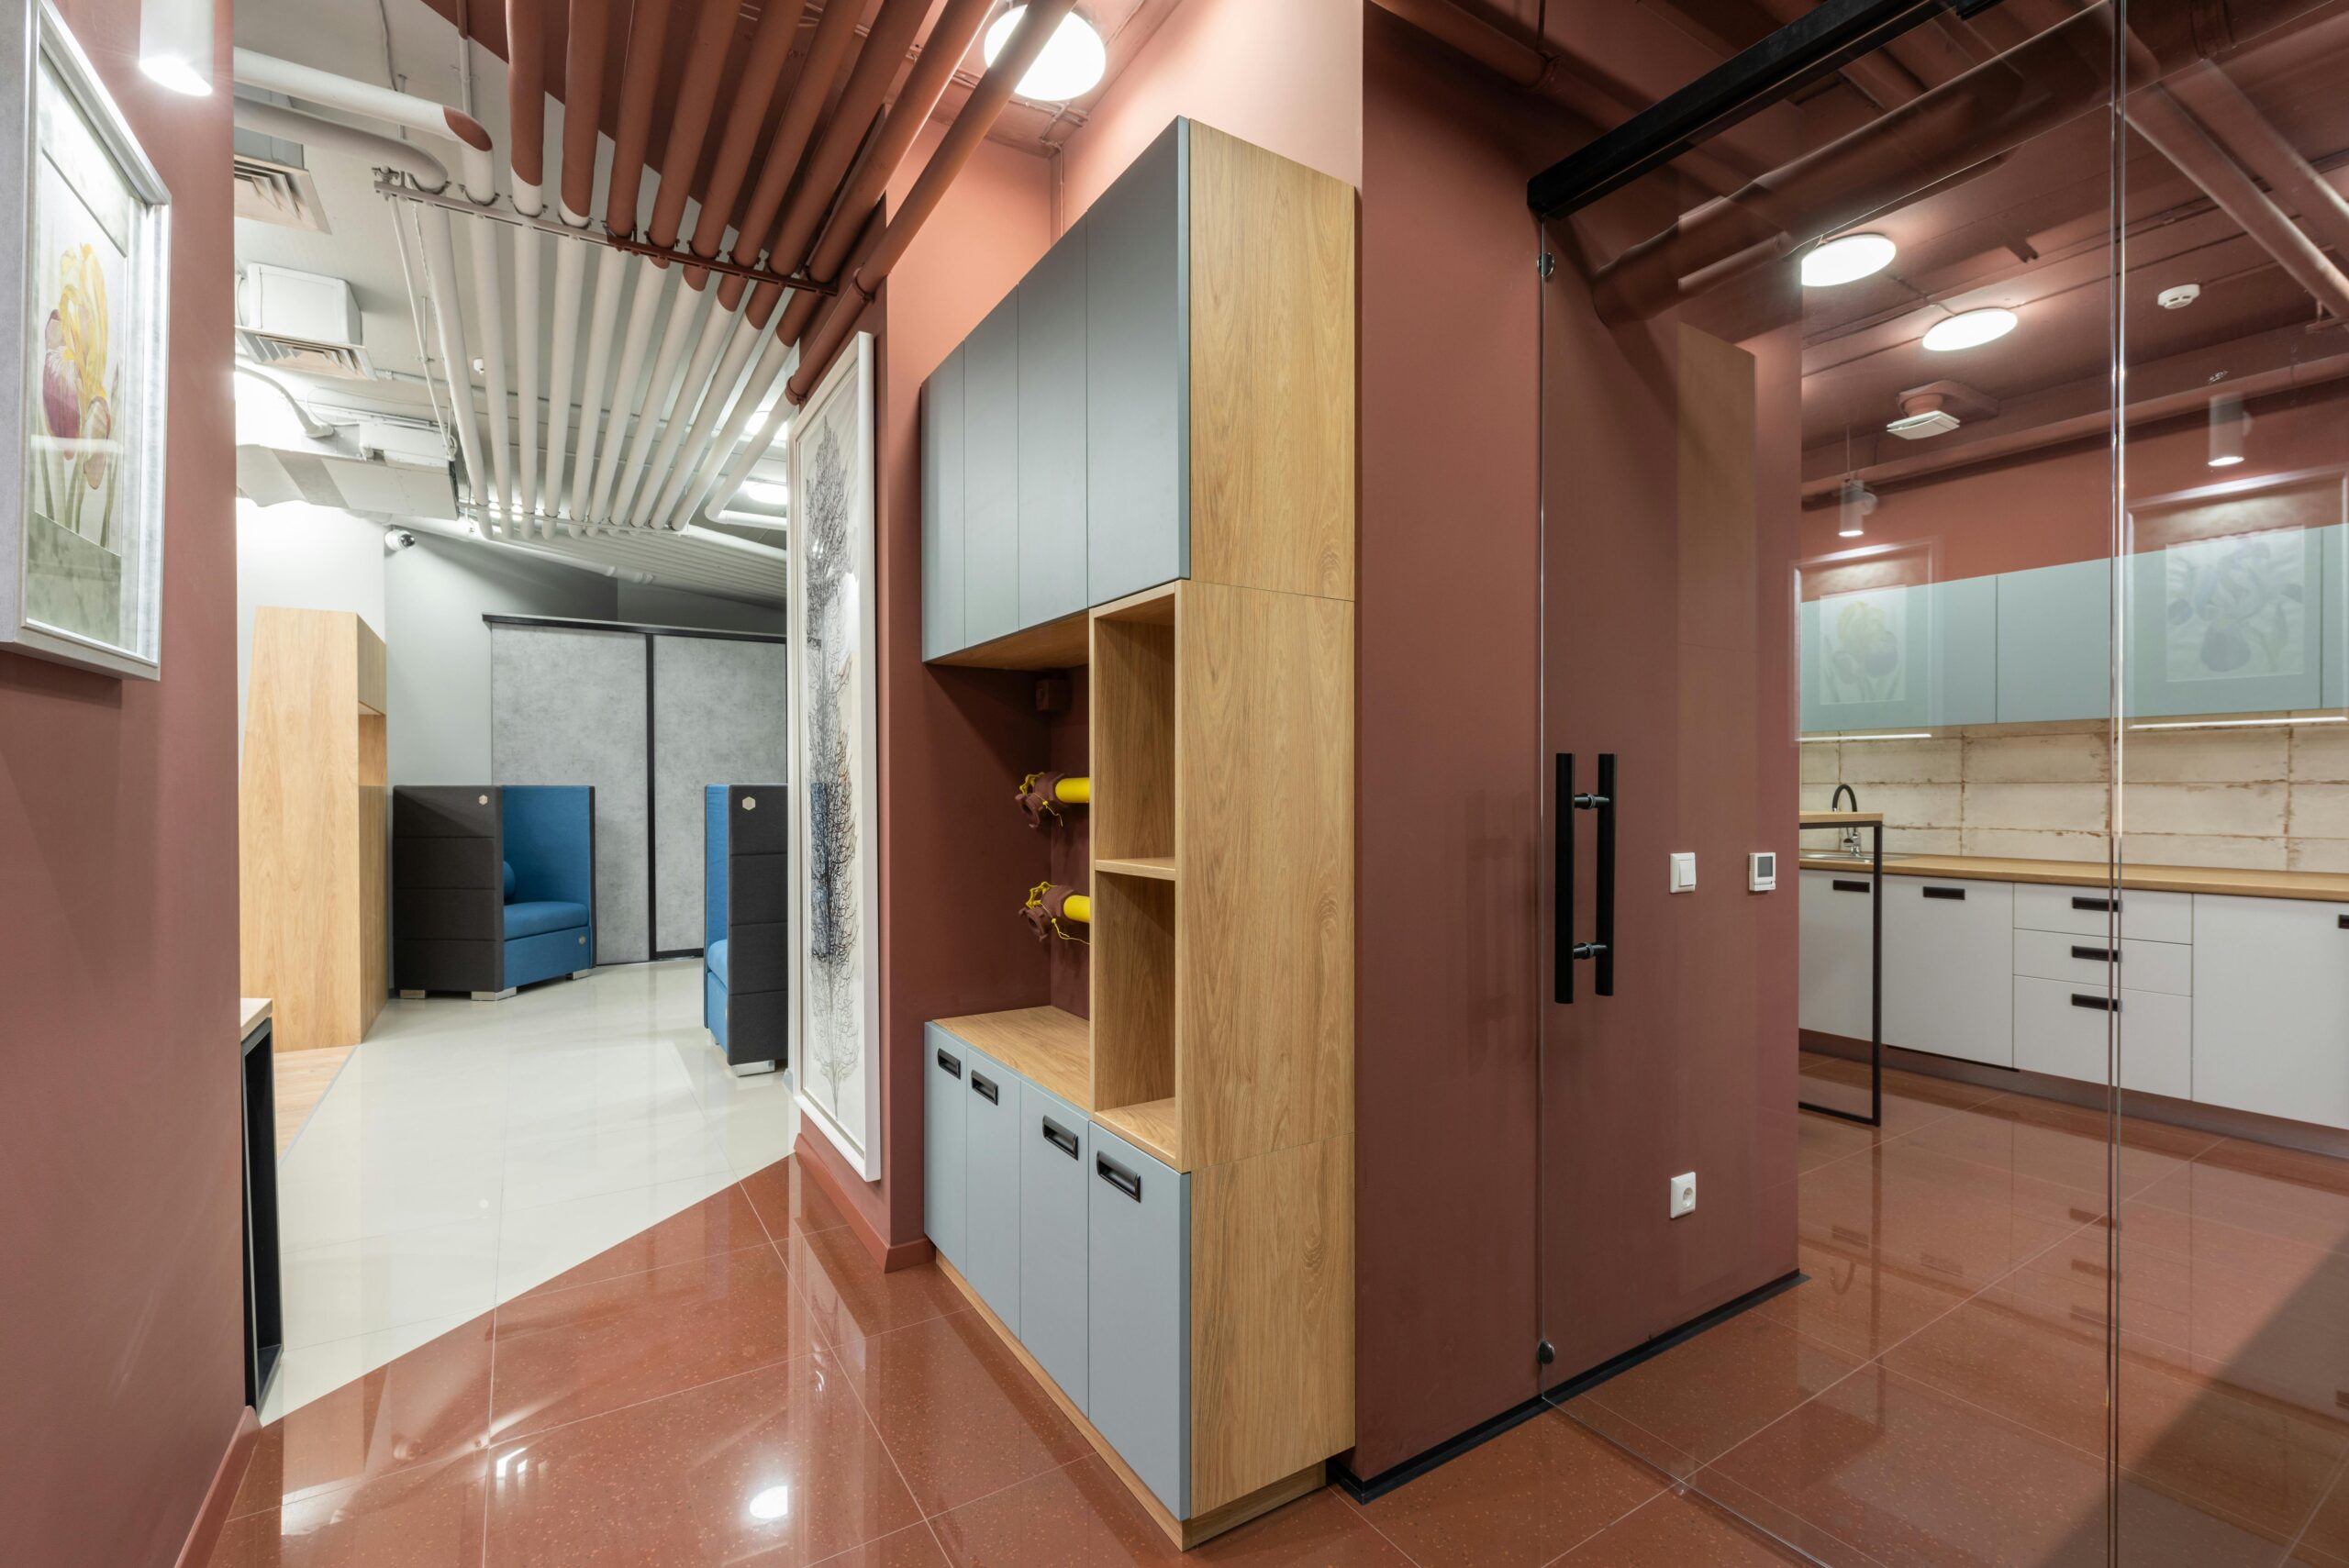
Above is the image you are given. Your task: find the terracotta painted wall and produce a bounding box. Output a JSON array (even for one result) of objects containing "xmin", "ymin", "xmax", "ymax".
[{"xmin": 0, "ymin": 3, "xmax": 244, "ymax": 1565}]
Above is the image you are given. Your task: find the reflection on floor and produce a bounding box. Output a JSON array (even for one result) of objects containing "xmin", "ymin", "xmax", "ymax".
[
  {"xmin": 265, "ymin": 961, "xmax": 796, "ymax": 1421},
  {"xmin": 273, "ymin": 1046, "xmax": 354, "ymax": 1156}
]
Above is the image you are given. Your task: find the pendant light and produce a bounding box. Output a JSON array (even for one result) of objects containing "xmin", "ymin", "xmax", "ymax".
[
  {"xmin": 2208, "ymin": 392, "xmax": 2250, "ymax": 468},
  {"xmin": 139, "ymin": 0, "xmax": 214, "ymax": 95},
  {"xmin": 1836, "ymin": 429, "xmax": 1876, "ymax": 538}
]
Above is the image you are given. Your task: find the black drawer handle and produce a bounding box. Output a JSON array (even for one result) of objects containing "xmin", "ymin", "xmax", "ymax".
[
  {"xmin": 1921, "ymin": 885, "xmax": 1966, "ymax": 900},
  {"xmin": 970, "ymin": 1071, "xmax": 999, "ymax": 1105},
  {"xmin": 1097, "ymin": 1154, "xmax": 1142, "ymax": 1202},
  {"xmin": 2072, "ymin": 895, "xmax": 2116, "ymax": 913},
  {"xmin": 1831, "ymin": 879, "xmax": 1872, "ymax": 894},
  {"xmin": 1041, "ymin": 1117, "xmax": 1079, "ymax": 1159},
  {"xmin": 2070, "ymin": 993, "xmax": 2117, "ymax": 1012},
  {"xmin": 935, "ymin": 1048, "xmax": 962, "ymax": 1079},
  {"xmin": 2070, "ymin": 945, "xmax": 2117, "ymax": 963},
  {"xmin": 2338, "ymin": 915, "xmax": 2348, "ymax": 929}
]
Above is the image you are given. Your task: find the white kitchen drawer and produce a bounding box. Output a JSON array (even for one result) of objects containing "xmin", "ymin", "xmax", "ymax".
[
  {"xmin": 2012, "ymin": 929, "xmax": 2191, "ymax": 996},
  {"xmin": 1799, "ymin": 870, "xmax": 1876, "ymax": 1040},
  {"xmin": 2012, "ymin": 882, "xmax": 2192, "ymax": 944},
  {"xmin": 2193, "ymin": 894, "xmax": 2349, "ymax": 1129},
  {"xmin": 1883, "ymin": 876, "xmax": 2013, "ymax": 1067},
  {"xmin": 2014, "ymin": 977, "xmax": 2190, "ymax": 1099}
]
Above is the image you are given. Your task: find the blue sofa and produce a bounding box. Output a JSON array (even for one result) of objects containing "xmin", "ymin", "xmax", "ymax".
[
  {"xmin": 393, "ymin": 785, "xmax": 596, "ymax": 997},
  {"xmin": 706, "ymin": 784, "xmax": 788, "ymax": 1072}
]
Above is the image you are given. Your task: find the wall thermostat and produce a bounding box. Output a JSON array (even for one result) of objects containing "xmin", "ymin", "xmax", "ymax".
[{"xmin": 1749, "ymin": 851, "xmax": 1777, "ymax": 892}]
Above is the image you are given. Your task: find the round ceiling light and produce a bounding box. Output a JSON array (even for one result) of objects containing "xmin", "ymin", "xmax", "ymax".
[
  {"xmin": 983, "ymin": 7, "xmax": 1108, "ymax": 103},
  {"xmin": 1800, "ymin": 233, "xmax": 1896, "ymax": 287},
  {"xmin": 1922, "ymin": 306, "xmax": 2018, "ymax": 352}
]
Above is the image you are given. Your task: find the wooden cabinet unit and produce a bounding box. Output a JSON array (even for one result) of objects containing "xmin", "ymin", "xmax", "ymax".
[
  {"xmin": 917, "ymin": 119, "xmax": 1354, "ymax": 1549},
  {"xmin": 239, "ymin": 607, "xmax": 388, "ymax": 1052}
]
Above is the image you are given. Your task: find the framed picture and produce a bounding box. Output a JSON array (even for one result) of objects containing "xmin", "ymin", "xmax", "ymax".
[
  {"xmin": 787, "ymin": 331, "xmax": 882, "ymax": 1180},
  {"xmin": 0, "ymin": 3, "xmax": 172, "ymax": 679}
]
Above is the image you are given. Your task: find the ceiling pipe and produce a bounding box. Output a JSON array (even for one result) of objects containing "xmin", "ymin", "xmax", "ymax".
[
  {"xmin": 638, "ymin": 315, "xmax": 768, "ymax": 527},
  {"xmin": 565, "ymin": 246, "xmax": 630, "ymax": 528},
  {"xmin": 1747, "ymin": 0, "xmax": 1925, "ymax": 109},
  {"xmin": 680, "ymin": 0, "xmax": 800, "ymax": 277},
  {"xmin": 601, "ymin": 0, "xmax": 671, "ymax": 237},
  {"xmin": 715, "ymin": 0, "xmax": 863, "ymax": 315},
  {"xmin": 540, "ymin": 0, "xmax": 611, "ymax": 526},
  {"xmin": 231, "ymin": 98, "xmax": 450, "ymax": 190},
  {"xmin": 2125, "ymin": 88, "xmax": 2349, "ymax": 321},
  {"xmin": 761, "ymin": 0, "xmax": 934, "ymax": 291},
  {"xmin": 507, "ymin": 0, "xmax": 548, "ymax": 531},
  {"xmin": 466, "ymin": 220, "xmax": 518, "ymax": 528},
  {"xmin": 601, "ymin": 279, "xmax": 711, "ymax": 525},
  {"xmin": 2165, "ymin": 62, "xmax": 2349, "ymax": 264},
  {"xmin": 557, "ymin": 0, "xmax": 610, "ymax": 226},
  {"xmin": 541, "ymin": 230, "xmax": 587, "ymax": 527},
  {"xmin": 584, "ymin": 259, "xmax": 668, "ymax": 520},
  {"xmin": 230, "ymin": 49, "xmax": 499, "ymax": 201},
  {"xmin": 625, "ymin": 301, "xmax": 746, "ymax": 525},
  {"xmin": 418, "ymin": 207, "xmax": 490, "ymax": 518},
  {"xmin": 644, "ymin": 0, "xmax": 740, "ymax": 252}
]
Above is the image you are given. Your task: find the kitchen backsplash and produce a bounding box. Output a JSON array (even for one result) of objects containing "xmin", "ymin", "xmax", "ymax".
[{"xmin": 1799, "ymin": 716, "xmax": 2349, "ymax": 872}]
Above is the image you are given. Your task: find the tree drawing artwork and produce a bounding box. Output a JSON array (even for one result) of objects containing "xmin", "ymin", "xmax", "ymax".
[{"xmin": 801, "ymin": 413, "xmax": 862, "ymax": 1127}]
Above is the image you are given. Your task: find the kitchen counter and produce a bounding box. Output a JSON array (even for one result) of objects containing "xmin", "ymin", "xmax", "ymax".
[
  {"xmin": 1796, "ymin": 852, "xmax": 2349, "ymax": 904},
  {"xmin": 239, "ymin": 997, "xmax": 272, "ymax": 1040}
]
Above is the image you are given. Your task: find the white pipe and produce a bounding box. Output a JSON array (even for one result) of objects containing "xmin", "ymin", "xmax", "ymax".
[
  {"xmin": 670, "ymin": 333, "xmax": 794, "ymax": 528},
  {"xmin": 568, "ymin": 248, "xmax": 631, "ymax": 529},
  {"xmin": 712, "ymin": 384, "xmax": 792, "ymax": 520},
  {"xmin": 605, "ymin": 283, "xmax": 710, "ymax": 527},
  {"xmin": 628, "ymin": 302, "xmax": 742, "ymax": 528},
  {"xmin": 541, "ymin": 229, "xmax": 586, "ymax": 526},
  {"xmin": 230, "ymin": 100, "xmax": 449, "ymax": 191},
  {"xmin": 655, "ymin": 317, "xmax": 775, "ymax": 528},
  {"xmin": 513, "ymin": 227, "xmax": 542, "ymax": 530},
  {"xmin": 417, "ymin": 206, "xmax": 488, "ymax": 507},
  {"xmin": 231, "ymin": 50, "xmax": 498, "ymax": 202},
  {"xmin": 588, "ymin": 262, "xmax": 672, "ymax": 524},
  {"xmin": 464, "ymin": 217, "xmax": 516, "ymax": 527}
]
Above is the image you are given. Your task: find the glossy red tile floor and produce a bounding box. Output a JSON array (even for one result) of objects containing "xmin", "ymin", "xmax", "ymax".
[{"xmin": 209, "ymin": 1065, "xmax": 2349, "ymax": 1568}]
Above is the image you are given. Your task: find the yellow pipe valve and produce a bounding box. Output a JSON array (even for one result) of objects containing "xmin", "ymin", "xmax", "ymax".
[
  {"xmin": 1020, "ymin": 881, "xmax": 1091, "ymax": 943},
  {"xmin": 1017, "ymin": 770, "xmax": 1090, "ymax": 827}
]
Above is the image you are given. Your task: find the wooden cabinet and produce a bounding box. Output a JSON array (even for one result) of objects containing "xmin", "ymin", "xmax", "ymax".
[
  {"xmin": 2192, "ymin": 894, "xmax": 2349, "ymax": 1127},
  {"xmin": 1882, "ymin": 876, "xmax": 2013, "ymax": 1066},
  {"xmin": 1798, "ymin": 578, "xmax": 1996, "ymax": 733},
  {"xmin": 1019, "ymin": 219, "xmax": 1090, "ymax": 628},
  {"xmin": 1798, "ymin": 869, "xmax": 1875, "ymax": 1040},
  {"xmin": 1085, "ymin": 121, "xmax": 1187, "ymax": 608}
]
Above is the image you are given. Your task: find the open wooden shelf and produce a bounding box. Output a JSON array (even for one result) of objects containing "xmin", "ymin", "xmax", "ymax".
[
  {"xmin": 1093, "ymin": 584, "xmax": 1176, "ymax": 865},
  {"xmin": 929, "ymin": 609, "xmax": 1090, "ymax": 671},
  {"xmin": 931, "ymin": 1005, "xmax": 1092, "ymax": 1112},
  {"xmin": 1095, "ymin": 855, "xmax": 1177, "ymax": 882},
  {"xmin": 1094, "ymin": 1097, "xmax": 1182, "ymax": 1170}
]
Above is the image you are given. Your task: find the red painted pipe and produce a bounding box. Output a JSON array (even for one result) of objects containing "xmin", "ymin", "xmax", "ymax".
[
  {"xmin": 684, "ymin": 0, "xmax": 802, "ymax": 268},
  {"xmin": 761, "ymin": 0, "xmax": 932, "ymax": 290},
  {"xmin": 558, "ymin": 0, "xmax": 611, "ymax": 221},
  {"xmin": 505, "ymin": 0, "xmax": 546, "ymax": 211},
  {"xmin": 715, "ymin": 0, "xmax": 864, "ymax": 313},
  {"xmin": 602, "ymin": 0, "xmax": 671, "ymax": 236},
  {"xmin": 645, "ymin": 0, "xmax": 740, "ymax": 251},
  {"xmin": 2167, "ymin": 61, "xmax": 2349, "ymax": 266}
]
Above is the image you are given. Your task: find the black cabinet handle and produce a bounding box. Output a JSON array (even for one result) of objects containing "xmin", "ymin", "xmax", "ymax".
[
  {"xmin": 970, "ymin": 1071, "xmax": 999, "ymax": 1105},
  {"xmin": 1831, "ymin": 879, "xmax": 1872, "ymax": 894},
  {"xmin": 1097, "ymin": 1154, "xmax": 1142, "ymax": 1202},
  {"xmin": 2070, "ymin": 993, "xmax": 2118, "ymax": 1012},
  {"xmin": 2072, "ymin": 895, "xmax": 2116, "ymax": 913},
  {"xmin": 1554, "ymin": 752, "xmax": 1615, "ymax": 1004},
  {"xmin": 1041, "ymin": 1117, "xmax": 1079, "ymax": 1159},
  {"xmin": 935, "ymin": 1049, "xmax": 962, "ymax": 1079},
  {"xmin": 2338, "ymin": 914, "xmax": 2347, "ymax": 929},
  {"xmin": 2070, "ymin": 945, "xmax": 2117, "ymax": 962},
  {"xmin": 1921, "ymin": 885, "xmax": 1966, "ymax": 900}
]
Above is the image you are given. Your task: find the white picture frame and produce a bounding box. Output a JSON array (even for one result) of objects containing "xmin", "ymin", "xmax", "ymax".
[
  {"xmin": 787, "ymin": 332, "xmax": 882, "ymax": 1181},
  {"xmin": 0, "ymin": 2, "xmax": 172, "ymax": 679}
]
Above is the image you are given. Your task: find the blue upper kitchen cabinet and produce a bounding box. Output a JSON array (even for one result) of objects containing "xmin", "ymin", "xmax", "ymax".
[
  {"xmin": 1997, "ymin": 559, "xmax": 2111, "ymax": 724},
  {"xmin": 1085, "ymin": 119, "xmax": 1189, "ymax": 608},
  {"xmin": 963, "ymin": 294, "xmax": 1023, "ymax": 649},
  {"xmin": 920, "ymin": 349, "xmax": 965, "ymax": 662},
  {"xmin": 1019, "ymin": 217, "xmax": 1090, "ymax": 628},
  {"xmin": 2125, "ymin": 524, "xmax": 2326, "ymax": 719},
  {"xmin": 2327, "ymin": 524, "xmax": 2349, "ymax": 709},
  {"xmin": 1800, "ymin": 577, "xmax": 1996, "ymax": 733}
]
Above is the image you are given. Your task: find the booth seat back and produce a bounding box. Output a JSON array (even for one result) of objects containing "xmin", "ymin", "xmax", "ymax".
[
  {"xmin": 391, "ymin": 785, "xmax": 594, "ymax": 995},
  {"xmin": 501, "ymin": 785, "xmax": 595, "ymax": 988},
  {"xmin": 705, "ymin": 784, "xmax": 788, "ymax": 1067}
]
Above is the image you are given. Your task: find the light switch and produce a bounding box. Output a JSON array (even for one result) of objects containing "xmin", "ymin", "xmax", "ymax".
[{"xmin": 1668, "ymin": 851, "xmax": 1697, "ymax": 893}]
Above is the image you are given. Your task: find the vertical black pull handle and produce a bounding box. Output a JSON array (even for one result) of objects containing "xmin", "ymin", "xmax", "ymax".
[
  {"xmin": 1555, "ymin": 753, "xmax": 1575, "ymax": 1005},
  {"xmin": 1555, "ymin": 752, "xmax": 1617, "ymax": 1003},
  {"xmin": 1592, "ymin": 754, "xmax": 1616, "ymax": 997}
]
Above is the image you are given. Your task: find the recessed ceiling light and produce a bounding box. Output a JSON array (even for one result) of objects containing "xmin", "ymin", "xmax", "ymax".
[
  {"xmin": 740, "ymin": 480, "xmax": 788, "ymax": 506},
  {"xmin": 1801, "ymin": 233, "xmax": 1896, "ymax": 287},
  {"xmin": 1921, "ymin": 307, "xmax": 2018, "ymax": 351},
  {"xmin": 983, "ymin": 7, "xmax": 1108, "ymax": 103}
]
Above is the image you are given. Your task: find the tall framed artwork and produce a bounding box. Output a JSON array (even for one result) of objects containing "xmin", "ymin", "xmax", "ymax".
[
  {"xmin": 0, "ymin": 3, "xmax": 173, "ymax": 679},
  {"xmin": 787, "ymin": 331, "xmax": 882, "ymax": 1180}
]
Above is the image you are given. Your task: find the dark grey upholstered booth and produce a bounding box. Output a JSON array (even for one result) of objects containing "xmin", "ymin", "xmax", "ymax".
[
  {"xmin": 706, "ymin": 784, "xmax": 788, "ymax": 1073},
  {"xmin": 393, "ymin": 785, "xmax": 596, "ymax": 998}
]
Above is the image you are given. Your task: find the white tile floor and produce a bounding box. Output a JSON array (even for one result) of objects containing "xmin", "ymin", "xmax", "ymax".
[{"xmin": 265, "ymin": 960, "xmax": 796, "ymax": 1419}]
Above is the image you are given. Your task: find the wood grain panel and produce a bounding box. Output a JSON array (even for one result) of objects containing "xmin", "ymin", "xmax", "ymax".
[
  {"xmin": 1793, "ymin": 851, "xmax": 2349, "ymax": 902},
  {"xmin": 1186, "ymin": 122, "xmax": 1357, "ymax": 603},
  {"xmin": 1092, "ymin": 1096, "xmax": 1181, "ymax": 1169},
  {"xmin": 357, "ymin": 707, "xmax": 387, "ymax": 1040},
  {"xmin": 272, "ymin": 1046, "xmax": 354, "ymax": 1156},
  {"xmin": 929, "ymin": 608, "xmax": 1090, "ymax": 671},
  {"xmin": 1177, "ymin": 581, "xmax": 1353, "ymax": 1167},
  {"xmin": 932, "ymin": 1005, "xmax": 1092, "ymax": 1111},
  {"xmin": 1188, "ymin": 1135, "xmax": 1354, "ymax": 1514},
  {"xmin": 1091, "ymin": 609, "xmax": 1176, "ymax": 862},
  {"xmin": 1091, "ymin": 873, "xmax": 1178, "ymax": 1145}
]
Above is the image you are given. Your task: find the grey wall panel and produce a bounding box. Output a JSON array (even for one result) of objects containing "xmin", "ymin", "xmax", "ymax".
[
  {"xmin": 490, "ymin": 626, "xmax": 651, "ymax": 962},
  {"xmin": 651, "ymin": 635, "xmax": 790, "ymax": 953}
]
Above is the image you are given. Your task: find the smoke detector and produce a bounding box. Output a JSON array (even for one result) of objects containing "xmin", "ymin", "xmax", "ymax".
[
  {"xmin": 1886, "ymin": 379, "xmax": 1998, "ymax": 441},
  {"xmin": 2158, "ymin": 283, "xmax": 2202, "ymax": 310}
]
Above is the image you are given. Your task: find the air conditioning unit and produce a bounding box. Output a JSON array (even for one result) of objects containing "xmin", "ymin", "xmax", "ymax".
[
  {"xmin": 236, "ymin": 262, "xmax": 374, "ymax": 380},
  {"xmin": 1885, "ymin": 379, "xmax": 1998, "ymax": 441}
]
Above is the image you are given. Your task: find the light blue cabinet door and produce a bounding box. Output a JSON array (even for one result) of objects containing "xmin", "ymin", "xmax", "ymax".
[
  {"xmin": 1998, "ymin": 560, "xmax": 2111, "ymax": 724},
  {"xmin": 1932, "ymin": 577, "xmax": 1998, "ymax": 726},
  {"xmin": 1087, "ymin": 1122, "xmax": 1187, "ymax": 1518},
  {"xmin": 1018, "ymin": 1079, "xmax": 1090, "ymax": 1412},
  {"xmin": 1087, "ymin": 119, "xmax": 1187, "ymax": 607},
  {"xmin": 2127, "ymin": 527, "xmax": 2325, "ymax": 718},
  {"xmin": 963, "ymin": 295, "xmax": 1021, "ymax": 648},
  {"xmin": 1799, "ymin": 579, "xmax": 1995, "ymax": 732},
  {"xmin": 2326, "ymin": 525, "xmax": 2349, "ymax": 710},
  {"xmin": 922, "ymin": 1025, "xmax": 968, "ymax": 1269},
  {"xmin": 920, "ymin": 351, "xmax": 965, "ymax": 661},
  {"xmin": 963, "ymin": 1049, "xmax": 1022, "ymax": 1335},
  {"xmin": 1019, "ymin": 219, "xmax": 1089, "ymax": 628}
]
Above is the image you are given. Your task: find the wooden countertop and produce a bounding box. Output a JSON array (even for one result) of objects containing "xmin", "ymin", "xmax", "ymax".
[
  {"xmin": 239, "ymin": 997, "xmax": 272, "ymax": 1040},
  {"xmin": 1798, "ymin": 810, "xmax": 1885, "ymax": 827},
  {"xmin": 932, "ymin": 1005, "xmax": 1091, "ymax": 1111},
  {"xmin": 1796, "ymin": 852, "xmax": 2349, "ymax": 903}
]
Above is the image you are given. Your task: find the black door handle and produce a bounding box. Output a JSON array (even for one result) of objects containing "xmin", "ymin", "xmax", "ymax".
[
  {"xmin": 1097, "ymin": 1154, "xmax": 1142, "ymax": 1201},
  {"xmin": 970, "ymin": 1071, "xmax": 999, "ymax": 1105},
  {"xmin": 2070, "ymin": 993, "xmax": 2117, "ymax": 1012},
  {"xmin": 2073, "ymin": 895, "xmax": 2117, "ymax": 913},
  {"xmin": 1554, "ymin": 752, "xmax": 1615, "ymax": 1003},
  {"xmin": 1831, "ymin": 879, "xmax": 1872, "ymax": 894},
  {"xmin": 1041, "ymin": 1117, "xmax": 1079, "ymax": 1159},
  {"xmin": 935, "ymin": 1049, "xmax": 962, "ymax": 1079},
  {"xmin": 1921, "ymin": 885, "xmax": 1966, "ymax": 900},
  {"xmin": 2070, "ymin": 945, "xmax": 2116, "ymax": 962}
]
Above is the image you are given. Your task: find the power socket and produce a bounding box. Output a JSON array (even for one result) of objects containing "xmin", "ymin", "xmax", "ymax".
[{"xmin": 1669, "ymin": 1172, "xmax": 1697, "ymax": 1219}]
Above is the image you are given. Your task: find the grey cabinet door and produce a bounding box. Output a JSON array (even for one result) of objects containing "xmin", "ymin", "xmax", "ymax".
[
  {"xmin": 963, "ymin": 296, "xmax": 1022, "ymax": 647},
  {"xmin": 1998, "ymin": 560, "xmax": 2110, "ymax": 723},
  {"xmin": 1018, "ymin": 1079, "xmax": 1090, "ymax": 1412},
  {"xmin": 921, "ymin": 350, "xmax": 965, "ymax": 660},
  {"xmin": 1019, "ymin": 220, "xmax": 1089, "ymax": 628},
  {"xmin": 1087, "ymin": 119, "xmax": 1188, "ymax": 607},
  {"xmin": 923, "ymin": 1025, "xmax": 969, "ymax": 1270},
  {"xmin": 1087, "ymin": 1122, "xmax": 1187, "ymax": 1518},
  {"xmin": 962, "ymin": 1049, "xmax": 1022, "ymax": 1334}
]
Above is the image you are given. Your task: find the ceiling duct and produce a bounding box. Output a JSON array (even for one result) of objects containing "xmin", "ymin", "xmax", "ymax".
[
  {"xmin": 1886, "ymin": 378, "xmax": 1998, "ymax": 439},
  {"xmin": 232, "ymin": 151, "xmax": 328, "ymax": 231},
  {"xmin": 236, "ymin": 261, "xmax": 377, "ymax": 381}
]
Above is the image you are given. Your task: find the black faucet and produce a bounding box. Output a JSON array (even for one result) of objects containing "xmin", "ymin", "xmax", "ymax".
[{"xmin": 1830, "ymin": 784, "xmax": 1862, "ymax": 854}]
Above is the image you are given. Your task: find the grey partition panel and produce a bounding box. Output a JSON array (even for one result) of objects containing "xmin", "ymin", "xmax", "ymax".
[
  {"xmin": 490, "ymin": 626, "xmax": 651, "ymax": 962},
  {"xmin": 1087, "ymin": 118, "xmax": 1187, "ymax": 607},
  {"xmin": 1019, "ymin": 1077, "xmax": 1091, "ymax": 1412},
  {"xmin": 1019, "ymin": 219, "xmax": 1090, "ymax": 628},
  {"xmin": 651, "ymin": 635, "xmax": 790, "ymax": 954},
  {"xmin": 963, "ymin": 297, "xmax": 1022, "ymax": 647}
]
